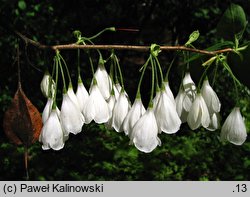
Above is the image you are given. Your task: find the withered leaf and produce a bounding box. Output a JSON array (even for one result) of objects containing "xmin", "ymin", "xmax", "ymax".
[{"xmin": 3, "ymin": 86, "xmax": 42, "ymax": 146}]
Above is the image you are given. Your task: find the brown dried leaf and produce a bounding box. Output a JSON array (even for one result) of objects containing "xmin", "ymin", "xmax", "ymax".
[{"xmin": 3, "ymin": 86, "xmax": 42, "ymax": 146}]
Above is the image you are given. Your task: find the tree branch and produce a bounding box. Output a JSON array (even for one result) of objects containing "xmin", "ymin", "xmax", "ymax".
[{"xmin": 16, "ymin": 31, "xmax": 234, "ymax": 55}]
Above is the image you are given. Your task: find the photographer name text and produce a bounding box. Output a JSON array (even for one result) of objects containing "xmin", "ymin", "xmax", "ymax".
[{"xmin": 18, "ymin": 183, "xmax": 104, "ymax": 193}]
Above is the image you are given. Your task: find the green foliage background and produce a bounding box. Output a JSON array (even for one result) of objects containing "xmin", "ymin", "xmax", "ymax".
[{"xmin": 0, "ymin": 0, "xmax": 250, "ymax": 180}]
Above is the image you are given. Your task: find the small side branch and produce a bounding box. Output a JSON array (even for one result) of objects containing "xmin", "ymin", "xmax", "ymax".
[
  {"xmin": 16, "ymin": 31, "xmax": 234, "ymax": 55},
  {"xmin": 16, "ymin": 31, "xmax": 49, "ymax": 49}
]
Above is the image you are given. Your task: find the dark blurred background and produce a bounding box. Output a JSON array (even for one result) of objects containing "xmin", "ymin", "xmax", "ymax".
[{"xmin": 0, "ymin": 0, "xmax": 250, "ymax": 180}]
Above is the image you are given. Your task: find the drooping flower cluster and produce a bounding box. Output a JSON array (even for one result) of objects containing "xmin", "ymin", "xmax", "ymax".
[
  {"xmin": 39, "ymin": 54, "xmax": 120, "ymax": 150},
  {"xmin": 40, "ymin": 74, "xmax": 86, "ymax": 150},
  {"xmin": 176, "ymin": 73, "xmax": 247, "ymax": 145},
  {"xmin": 39, "ymin": 51, "xmax": 248, "ymax": 153},
  {"xmin": 176, "ymin": 73, "xmax": 217, "ymax": 131}
]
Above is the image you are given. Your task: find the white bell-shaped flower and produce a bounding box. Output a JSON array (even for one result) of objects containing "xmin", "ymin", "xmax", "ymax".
[
  {"xmin": 111, "ymin": 91, "xmax": 130, "ymax": 132},
  {"xmin": 201, "ymin": 79, "xmax": 221, "ymax": 114},
  {"xmin": 40, "ymin": 110, "xmax": 64, "ymax": 150},
  {"xmin": 220, "ymin": 107, "xmax": 247, "ymax": 145},
  {"xmin": 60, "ymin": 92, "xmax": 85, "ymax": 135},
  {"xmin": 83, "ymin": 83, "xmax": 110, "ymax": 124},
  {"xmin": 40, "ymin": 71, "xmax": 55, "ymax": 98},
  {"xmin": 123, "ymin": 97, "xmax": 146, "ymax": 137},
  {"xmin": 76, "ymin": 79, "xmax": 89, "ymax": 113},
  {"xmin": 187, "ymin": 93, "xmax": 210, "ymax": 130},
  {"xmin": 182, "ymin": 72, "xmax": 197, "ymax": 112},
  {"xmin": 164, "ymin": 81, "xmax": 176, "ymax": 106},
  {"xmin": 175, "ymin": 87, "xmax": 189, "ymax": 122},
  {"xmin": 42, "ymin": 98, "xmax": 60, "ymax": 124},
  {"xmin": 105, "ymin": 94, "xmax": 116, "ymax": 129},
  {"xmin": 201, "ymin": 79, "xmax": 221, "ymax": 131},
  {"xmin": 92, "ymin": 63, "xmax": 112, "ymax": 100},
  {"xmin": 155, "ymin": 90, "xmax": 181, "ymax": 134},
  {"xmin": 130, "ymin": 107, "xmax": 161, "ymax": 153}
]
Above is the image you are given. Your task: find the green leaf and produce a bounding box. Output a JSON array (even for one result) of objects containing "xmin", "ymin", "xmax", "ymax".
[
  {"xmin": 217, "ymin": 3, "xmax": 248, "ymax": 41},
  {"xmin": 18, "ymin": 0, "xmax": 26, "ymax": 10},
  {"xmin": 184, "ymin": 41, "xmax": 234, "ymax": 64},
  {"xmin": 185, "ymin": 30, "xmax": 200, "ymax": 46},
  {"xmin": 202, "ymin": 56, "xmax": 217, "ymax": 67}
]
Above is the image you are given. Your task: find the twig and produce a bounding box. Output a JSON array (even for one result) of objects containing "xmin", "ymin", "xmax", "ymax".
[{"xmin": 16, "ymin": 31, "xmax": 234, "ymax": 55}]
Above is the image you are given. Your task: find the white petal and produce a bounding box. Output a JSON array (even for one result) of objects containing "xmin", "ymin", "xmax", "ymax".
[
  {"xmin": 207, "ymin": 113, "xmax": 220, "ymax": 131},
  {"xmin": 153, "ymin": 91, "xmax": 161, "ymax": 110},
  {"xmin": 123, "ymin": 98, "xmax": 146, "ymax": 136},
  {"xmin": 187, "ymin": 98, "xmax": 200, "ymax": 130},
  {"xmin": 83, "ymin": 96, "xmax": 95, "ymax": 124},
  {"xmin": 107, "ymin": 95, "xmax": 116, "ymax": 118},
  {"xmin": 175, "ymin": 87, "xmax": 189, "ymax": 123},
  {"xmin": 164, "ymin": 81, "xmax": 176, "ymax": 106},
  {"xmin": 67, "ymin": 86, "xmax": 80, "ymax": 108},
  {"xmin": 83, "ymin": 85, "xmax": 110, "ymax": 124},
  {"xmin": 93, "ymin": 99, "xmax": 110, "ymax": 124},
  {"xmin": 201, "ymin": 79, "xmax": 221, "ymax": 114},
  {"xmin": 183, "ymin": 72, "xmax": 197, "ymax": 93},
  {"xmin": 131, "ymin": 108, "xmax": 161, "ymax": 153},
  {"xmin": 183, "ymin": 94, "xmax": 194, "ymax": 111},
  {"xmin": 113, "ymin": 84, "xmax": 120, "ymax": 100},
  {"xmin": 42, "ymin": 98, "xmax": 53, "ymax": 124},
  {"xmin": 200, "ymin": 96, "xmax": 210, "ymax": 128},
  {"xmin": 182, "ymin": 72, "xmax": 196, "ymax": 111},
  {"xmin": 105, "ymin": 95, "xmax": 116, "ymax": 129},
  {"xmin": 93, "ymin": 64, "xmax": 112, "ymax": 100},
  {"xmin": 187, "ymin": 94, "xmax": 210, "ymax": 130},
  {"xmin": 112, "ymin": 92, "xmax": 130, "ymax": 132},
  {"xmin": 76, "ymin": 82, "xmax": 89, "ymax": 113}
]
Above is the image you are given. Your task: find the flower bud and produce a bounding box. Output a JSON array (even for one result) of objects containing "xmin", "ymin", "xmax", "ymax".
[{"xmin": 40, "ymin": 71, "xmax": 55, "ymax": 98}]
